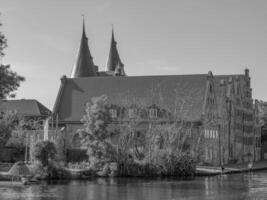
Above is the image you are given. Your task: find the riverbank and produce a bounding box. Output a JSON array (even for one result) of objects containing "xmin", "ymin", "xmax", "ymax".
[
  {"xmin": 1, "ymin": 160, "xmax": 267, "ymax": 180},
  {"xmin": 196, "ymin": 160, "xmax": 267, "ymax": 176}
]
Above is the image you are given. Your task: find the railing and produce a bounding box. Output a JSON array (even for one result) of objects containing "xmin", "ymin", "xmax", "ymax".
[{"xmin": 12, "ymin": 129, "xmax": 60, "ymax": 145}]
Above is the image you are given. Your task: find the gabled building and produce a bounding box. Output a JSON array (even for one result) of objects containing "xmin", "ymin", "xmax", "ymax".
[
  {"xmin": 53, "ymin": 22, "xmax": 259, "ymax": 165},
  {"xmin": 0, "ymin": 99, "xmax": 51, "ymax": 120}
]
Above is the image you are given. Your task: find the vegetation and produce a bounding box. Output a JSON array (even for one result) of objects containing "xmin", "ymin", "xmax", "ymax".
[
  {"xmin": 33, "ymin": 141, "xmax": 57, "ymax": 167},
  {"xmin": 79, "ymin": 95, "xmax": 117, "ymax": 170},
  {"xmin": 0, "ymin": 16, "xmax": 25, "ymax": 99},
  {"xmin": 0, "ymin": 110, "xmax": 19, "ymax": 147},
  {"xmin": 80, "ymin": 95, "xmax": 197, "ymax": 177},
  {"xmin": 0, "ymin": 17, "xmax": 25, "ymax": 152}
]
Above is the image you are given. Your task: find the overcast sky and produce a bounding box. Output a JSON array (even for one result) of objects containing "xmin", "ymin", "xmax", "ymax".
[{"xmin": 1, "ymin": 0, "xmax": 267, "ymax": 109}]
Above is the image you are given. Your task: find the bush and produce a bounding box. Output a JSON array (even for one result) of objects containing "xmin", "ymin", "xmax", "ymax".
[
  {"xmin": 66, "ymin": 149, "xmax": 88, "ymax": 163},
  {"xmin": 33, "ymin": 141, "xmax": 57, "ymax": 167},
  {"xmin": 149, "ymin": 150, "xmax": 196, "ymax": 176}
]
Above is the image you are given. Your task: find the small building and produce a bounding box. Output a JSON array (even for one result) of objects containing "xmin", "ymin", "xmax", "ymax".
[
  {"xmin": 0, "ymin": 99, "xmax": 51, "ymax": 121},
  {"xmin": 0, "ymin": 99, "xmax": 52, "ymax": 162}
]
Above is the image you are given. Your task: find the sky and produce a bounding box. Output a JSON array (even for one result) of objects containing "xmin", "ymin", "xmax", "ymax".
[{"xmin": 1, "ymin": 0, "xmax": 267, "ymax": 110}]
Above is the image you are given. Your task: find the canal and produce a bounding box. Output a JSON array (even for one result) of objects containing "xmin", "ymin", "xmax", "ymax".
[{"xmin": 0, "ymin": 171, "xmax": 267, "ymax": 200}]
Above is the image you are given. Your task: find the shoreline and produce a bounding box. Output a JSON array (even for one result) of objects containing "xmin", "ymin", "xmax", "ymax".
[
  {"xmin": 196, "ymin": 160, "xmax": 267, "ymax": 176},
  {"xmin": 1, "ymin": 160, "xmax": 267, "ymax": 181}
]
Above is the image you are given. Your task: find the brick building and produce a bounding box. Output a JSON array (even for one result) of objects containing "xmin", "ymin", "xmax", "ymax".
[{"xmin": 53, "ymin": 23, "xmax": 260, "ymax": 165}]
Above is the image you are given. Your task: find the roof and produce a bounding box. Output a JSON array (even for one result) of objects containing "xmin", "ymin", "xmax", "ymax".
[
  {"xmin": 54, "ymin": 74, "xmax": 209, "ymax": 123},
  {"xmin": 8, "ymin": 161, "xmax": 31, "ymax": 176},
  {"xmin": 106, "ymin": 29, "xmax": 123, "ymax": 71},
  {"xmin": 70, "ymin": 21, "xmax": 97, "ymax": 78},
  {"xmin": 0, "ymin": 99, "xmax": 51, "ymax": 117}
]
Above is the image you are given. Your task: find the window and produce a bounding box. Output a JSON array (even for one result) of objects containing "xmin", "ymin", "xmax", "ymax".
[
  {"xmin": 128, "ymin": 109, "xmax": 135, "ymax": 119},
  {"xmin": 209, "ymin": 85, "xmax": 212, "ymax": 93},
  {"xmin": 205, "ymin": 147, "xmax": 209, "ymax": 161},
  {"xmin": 209, "ymin": 149, "xmax": 213, "ymax": 160},
  {"xmin": 109, "ymin": 109, "xmax": 117, "ymax": 119},
  {"xmin": 149, "ymin": 108, "xmax": 157, "ymax": 119}
]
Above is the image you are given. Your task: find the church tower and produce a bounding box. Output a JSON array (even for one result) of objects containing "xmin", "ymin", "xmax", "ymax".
[
  {"xmin": 70, "ymin": 19, "xmax": 97, "ymax": 78},
  {"xmin": 106, "ymin": 28, "xmax": 125, "ymax": 76}
]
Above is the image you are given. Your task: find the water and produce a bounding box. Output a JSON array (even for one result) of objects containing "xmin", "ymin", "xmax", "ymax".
[{"xmin": 0, "ymin": 171, "xmax": 267, "ymax": 200}]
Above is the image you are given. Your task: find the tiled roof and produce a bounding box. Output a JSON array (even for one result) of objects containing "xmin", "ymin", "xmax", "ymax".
[
  {"xmin": 70, "ymin": 21, "xmax": 97, "ymax": 78},
  {"xmin": 0, "ymin": 99, "xmax": 51, "ymax": 117},
  {"xmin": 106, "ymin": 29, "xmax": 123, "ymax": 71},
  {"xmin": 54, "ymin": 74, "xmax": 208, "ymax": 123}
]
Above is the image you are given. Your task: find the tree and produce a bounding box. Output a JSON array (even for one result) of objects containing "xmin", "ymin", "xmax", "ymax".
[
  {"xmin": 0, "ymin": 17, "xmax": 7, "ymax": 57},
  {"xmin": 80, "ymin": 95, "xmax": 116, "ymax": 167},
  {"xmin": 0, "ymin": 110, "xmax": 19, "ymax": 146},
  {"xmin": 0, "ymin": 16, "xmax": 24, "ymax": 99},
  {"xmin": 33, "ymin": 141, "xmax": 57, "ymax": 167}
]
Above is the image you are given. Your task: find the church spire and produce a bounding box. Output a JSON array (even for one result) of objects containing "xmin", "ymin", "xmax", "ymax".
[
  {"xmin": 70, "ymin": 17, "xmax": 97, "ymax": 78},
  {"xmin": 106, "ymin": 26, "xmax": 124, "ymax": 73}
]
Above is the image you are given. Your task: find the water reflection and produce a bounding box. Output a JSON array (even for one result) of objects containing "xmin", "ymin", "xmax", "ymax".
[{"xmin": 0, "ymin": 171, "xmax": 267, "ymax": 200}]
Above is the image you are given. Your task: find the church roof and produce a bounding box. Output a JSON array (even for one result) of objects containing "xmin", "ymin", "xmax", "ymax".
[
  {"xmin": 53, "ymin": 74, "xmax": 209, "ymax": 123},
  {"xmin": 70, "ymin": 20, "xmax": 97, "ymax": 78},
  {"xmin": 0, "ymin": 99, "xmax": 51, "ymax": 117},
  {"xmin": 106, "ymin": 28, "xmax": 123, "ymax": 71}
]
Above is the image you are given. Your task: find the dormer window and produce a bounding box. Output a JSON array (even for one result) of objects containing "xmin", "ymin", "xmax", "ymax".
[
  {"xmin": 149, "ymin": 108, "xmax": 157, "ymax": 119},
  {"xmin": 109, "ymin": 109, "xmax": 117, "ymax": 119}
]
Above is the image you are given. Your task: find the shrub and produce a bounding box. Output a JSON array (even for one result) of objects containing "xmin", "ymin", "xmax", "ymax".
[
  {"xmin": 33, "ymin": 141, "xmax": 57, "ymax": 167},
  {"xmin": 80, "ymin": 95, "xmax": 116, "ymax": 169}
]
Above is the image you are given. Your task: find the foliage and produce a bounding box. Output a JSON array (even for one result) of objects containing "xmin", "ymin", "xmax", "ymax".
[
  {"xmin": 33, "ymin": 141, "xmax": 57, "ymax": 167},
  {"xmin": 4, "ymin": 116, "xmax": 43, "ymax": 150},
  {"xmin": 116, "ymin": 123, "xmax": 196, "ymax": 176},
  {"xmin": 0, "ymin": 110, "xmax": 19, "ymax": 146},
  {"xmin": 5, "ymin": 136, "xmax": 25, "ymax": 149},
  {"xmin": 0, "ymin": 17, "xmax": 25, "ymax": 99},
  {"xmin": 0, "ymin": 16, "xmax": 7, "ymax": 57},
  {"xmin": 0, "ymin": 64, "xmax": 25, "ymax": 99},
  {"xmin": 79, "ymin": 94, "xmax": 198, "ymax": 177},
  {"xmin": 80, "ymin": 95, "xmax": 116, "ymax": 168}
]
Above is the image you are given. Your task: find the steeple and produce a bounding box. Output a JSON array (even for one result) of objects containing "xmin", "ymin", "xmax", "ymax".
[
  {"xmin": 106, "ymin": 27, "xmax": 125, "ymax": 75},
  {"xmin": 70, "ymin": 18, "xmax": 97, "ymax": 78}
]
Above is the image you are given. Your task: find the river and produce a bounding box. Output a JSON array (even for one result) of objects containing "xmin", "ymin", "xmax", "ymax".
[{"xmin": 0, "ymin": 171, "xmax": 267, "ymax": 200}]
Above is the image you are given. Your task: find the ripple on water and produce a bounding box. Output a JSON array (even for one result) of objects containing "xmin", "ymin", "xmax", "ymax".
[{"xmin": 0, "ymin": 171, "xmax": 267, "ymax": 200}]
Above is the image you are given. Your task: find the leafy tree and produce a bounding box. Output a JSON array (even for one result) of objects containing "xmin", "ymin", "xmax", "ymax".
[
  {"xmin": 0, "ymin": 16, "xmax": 24, "ymax": 99},
  {"xmin": 33, "ymin": 141, "xmax": 57, "ymax": 167},
  {"xmin": 0, "ymin": 17, "xmax": 7, "ymax": 57},
  {"xmin": 0, "ymin": 110, "xmax": 19, "ymax": 146},
  {"xmin": 80, "ymin": 95, "xmax": 116, "ymax": 167}
]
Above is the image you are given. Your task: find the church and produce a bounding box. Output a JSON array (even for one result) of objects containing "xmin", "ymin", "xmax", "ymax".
[{"xmin": 53, "ymin": 22, "xmax": 261, "ymax": 166}]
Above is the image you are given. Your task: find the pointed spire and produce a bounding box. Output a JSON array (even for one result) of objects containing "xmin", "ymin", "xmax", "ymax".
[
  {"xmin": 82, "ymin": 15, "xmax": 86, "ymax": 39},
  {"xmin": 70, "ymin": 17, "xmax": 97, "ymax": 78},
  {"xmin": 106, "ymin": 26, "xmax": 124, "ymax": 72}
]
